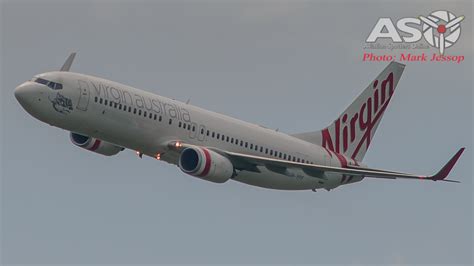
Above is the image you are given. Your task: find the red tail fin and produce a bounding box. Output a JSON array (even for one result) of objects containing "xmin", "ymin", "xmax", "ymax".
[{"xmin": 292, "ymin": 62, "xmax": 406, "ymax": 162}]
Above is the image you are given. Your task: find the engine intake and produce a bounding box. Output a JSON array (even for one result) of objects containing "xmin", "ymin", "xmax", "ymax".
[
  {"xmin": 70, "ymin": 132, "xmax": 123, "ymax": 156},
  {"xmin": 178, "ymin": 147, "xmax": 234, "ymax": 183}
]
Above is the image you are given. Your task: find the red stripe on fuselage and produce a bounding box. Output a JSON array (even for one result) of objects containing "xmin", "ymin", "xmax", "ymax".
[{"xmin": 198, "ymin": 148, "xmax": 212, "ymax": 177}]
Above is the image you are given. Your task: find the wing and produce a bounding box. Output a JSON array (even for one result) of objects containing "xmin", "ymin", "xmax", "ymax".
[{"xmin": 167, "ymin": 141, "xmax": 464, "ymax": 183}]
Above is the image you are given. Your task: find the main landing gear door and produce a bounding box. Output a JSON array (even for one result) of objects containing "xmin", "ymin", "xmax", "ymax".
[{"xmin": 76, "ymin": 80, "xmax": 90, "ymax": 111}]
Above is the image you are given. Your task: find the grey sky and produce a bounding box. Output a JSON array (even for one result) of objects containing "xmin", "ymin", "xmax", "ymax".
[{"xmin": 1, "ymin": 1, "xmax": 472, "ymax": 264}]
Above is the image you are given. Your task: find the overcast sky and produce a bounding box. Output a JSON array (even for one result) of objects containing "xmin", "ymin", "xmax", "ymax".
[{"xmin": 1, "ymin": 1, "xmax": 472, "ymax": 265}]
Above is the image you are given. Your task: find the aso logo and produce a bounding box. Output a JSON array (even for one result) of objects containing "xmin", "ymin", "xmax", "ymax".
[{"xmin": 367, "ymin": 10, "xmax": 464, "ymax": 55}]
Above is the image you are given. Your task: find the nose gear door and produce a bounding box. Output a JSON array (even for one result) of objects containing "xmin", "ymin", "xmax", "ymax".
[{"xmin": 76, "ymin": 80, "xmax": 90, "ymax": 111}]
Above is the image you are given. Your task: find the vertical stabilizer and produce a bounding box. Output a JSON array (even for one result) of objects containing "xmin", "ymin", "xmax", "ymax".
[
  {"xmin": 292, "ymin": 62, "xmax": 405, "ymax": 161},
  {"xmin": 60, "ymin": 52, "xmax": 76, "ymax": 71}
]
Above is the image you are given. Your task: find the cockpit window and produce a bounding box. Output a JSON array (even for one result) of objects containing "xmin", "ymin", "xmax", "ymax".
[{"xmin": 33, "ymin": 77, "xmax": 63, "ymax": 90}]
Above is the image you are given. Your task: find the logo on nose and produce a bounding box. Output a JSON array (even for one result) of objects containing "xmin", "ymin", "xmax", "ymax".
[{"xmin": 49, "ymin": 92, "xmax": 73, "ymax": 114}]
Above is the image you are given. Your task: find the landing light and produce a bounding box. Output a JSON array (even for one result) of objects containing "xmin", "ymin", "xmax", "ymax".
[
  {"xmin": 156, "ymin": 153, "xmax": 161, "ymax": 160},
  {"xmin": 136, "ymin": 151, "xmax": 143, "ymax": 158},
  {"xmin": 175, "ymin": 141, "xmax": 182, "ymax": 148}
]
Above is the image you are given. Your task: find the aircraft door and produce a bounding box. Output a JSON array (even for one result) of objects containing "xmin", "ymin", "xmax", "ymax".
[
  {"xmin": 188, "ymin": 122, "xmax": 198, "ymax": 139},
  {"xmin": 76, "ymin": 80, "xmax": 90, "ymax": 111},
  {"xmin": 197, "ymin": 124, "xmax": 206, "ymax": 142}
]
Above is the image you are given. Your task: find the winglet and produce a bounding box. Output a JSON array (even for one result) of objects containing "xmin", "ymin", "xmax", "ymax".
[
  {"xmin": 60, "ymin": 52, "xmax": 76, "ymax": 71},
  {"xmin": 430, "ymin": 148, "xmax": 465, "ymax": 181}
]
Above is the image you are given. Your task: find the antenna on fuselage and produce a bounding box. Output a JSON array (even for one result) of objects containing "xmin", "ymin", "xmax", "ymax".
[{"xmin": 60, "ymin": 52, "xmax": 76, "ymax": 71}]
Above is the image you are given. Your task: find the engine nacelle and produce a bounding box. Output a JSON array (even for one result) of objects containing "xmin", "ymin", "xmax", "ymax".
[
  {"xmin": 70, "ymin": 132, "xmax": 123, "ymax": 156},
  {"xmin": 178, "ymin": 147, "xmax": 234, "ymax": 183}
]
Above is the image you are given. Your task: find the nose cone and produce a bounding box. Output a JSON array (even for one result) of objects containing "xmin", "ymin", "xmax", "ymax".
[{"xmin": 14, "ymin": 81, "xmax": 37, "ymax": 106}]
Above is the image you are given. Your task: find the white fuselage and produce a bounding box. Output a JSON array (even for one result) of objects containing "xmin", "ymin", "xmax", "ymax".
[{"xmin": 15, "ymin": 71, "xmax": 363, "ymax": 190}]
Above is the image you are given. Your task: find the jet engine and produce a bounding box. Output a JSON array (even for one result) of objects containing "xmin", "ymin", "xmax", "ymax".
[
  {"xmin": 70, "ymin": 132, "xmax": 123, "ymax": 156},
  {"xmin": 178, "ymin": 147, "xmax": 234, "ymax": 183}
]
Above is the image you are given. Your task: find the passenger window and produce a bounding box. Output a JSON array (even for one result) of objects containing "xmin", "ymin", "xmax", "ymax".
[
  {"xmin": 217, "ymin": 133, "xmax": 220, "ymax": 139},
  {"xmin": 240, "ymin": 140, "xmax": 243, "ymax": 146},
  {"xmin": 109, "ymin": 101, "xmax": 113, "ymax": 107},
  {"xmin": 187, "ymin": 124, "xmax": 191, "ymax": 130},
  {"xmin": 206, "ymin": 130, "xmax": 210, "ymax": 136},
  {"xmin": 144, "ymin": 111, "xmax": 147, "ymax": 117},
  {"xmin": 265, "ymin": 148, "xmax": 268, "ymax": 154},
  {"xmin": 226, "ymin": 136, "xmax": 229, "ymax": 142},
  {"xmin": 119, "ymin": 104, "xmax": 122, "ymax": 109},
  {"xmin": 179, "ymin": 121, "xmax": 182, "ymax": 127},
  {"xmin": 154, "ymin": 114, "xmax": 157, "ymax": 120},
  {"xmin": 94, "ymin": 96, "xmax": 98, "ymax": 102},
  {"xmin": 192, "ymin": 126, "xmax": 195, "ymax": 132},
  {"xmin": 139, "ymin": 110, "xmax": 142, "ymax": 115},
  {"xmin": 250, "ymin": 144, "xmax": 253, "ymax": 149},
  {"xmin": 270, "ymin": 150, "xmax": 273, "ymax": 156},
  {"xmin": 255, "ymin": 145, "xmax": 258, "ymax": 151},
  {"xmin": 99, "ymin": 98, "xmax": 103, "ymax": 104},
  {"xmin": 201, "ymin": 128, "xmax": 204, "ymax": 134},
  {"xmin": 149, "ymin": 113, "xmax": 152, "ymax": 119},
  {"xmin": 245, "ymin": 142, "xmax": 248, "ymax": 148},
  {"xmin": 159, "ymin": 116, "xmax": 162, "ymax": 121},
  {"xmin": 133, "ymin": 108, "xmax": 137, "ymax": 114},
  {"xmin": 212, "ymin": 132, "xmax": 215, "ymax": 138},
  {"xmin": 260, "ymin": 147, "xmax": 263, "ymax": 152},
  {"xmin": 104, "ymin": 99, "xmax": 108, "ymax": 105},
  {"xmin": 169, "ymin": 119, "xmax": 172, "ymax": 125},
  {"xmin": 230, "ymin": 138, "xmax": 234, "ymax": 144}
]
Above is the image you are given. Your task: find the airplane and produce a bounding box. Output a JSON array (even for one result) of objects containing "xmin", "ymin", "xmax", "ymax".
[{"xmin": 14, "ymin": 53, "xmax": 465, "ymax": 191}]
